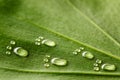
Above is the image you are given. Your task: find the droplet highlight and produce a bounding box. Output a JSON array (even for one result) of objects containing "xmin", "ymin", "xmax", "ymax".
[
  {"xmin": 13, "ymin": 47, "xmax": 28, "ymax": 57},
  {"xmin": 96, "ymin": 59, "xmax": 102, "ymax": 64},
  {"xmin": 6, "ymin": 51, "xmax": 11, "ymax": 55},
  {"xmin": 42, "ymin": 39, "xmax": 56, "ymax": 47},
  {"xmin": 44, "ymin": 63, "xmax": 50, "ymax": 68},
  {"xmin": 6, "ymin": 46, "xmax": 12, "ymax": 50},
  {"xmin": 82, "ymin": 51, "xmax": 94, "ymax": 59},
  {"xmin": 94, "ymin": 67, "xmax": 100, "ymax": 71},
  {"xmin": 101, "ymin": 63, "xmax": 116, "ymax": 71},
  {"xmin": 51, "ymin": 58, "xmax": 68, "ymax": 66},
  {"xmin": 10, "ymin": 40, "xmax": 16, "ymax": 45}
]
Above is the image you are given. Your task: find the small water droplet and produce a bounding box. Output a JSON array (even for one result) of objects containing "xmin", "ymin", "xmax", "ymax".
[
  {"xmin": 35, "ymin": 42, "xmax": 41, "ymax": 45},
  {"xmin": 82, "ymin": 51, "xmax": 94, "ymax": 59},
  {"xmin": 35, "ymin": 38, "xmax": 41, "ymax": 42},
  {"xmin": 94, "ymin": 67, "xmax": 100, "ymax": 71},
  {"xmin": 38, "ymin": 36, "xmax": 44, "ymax": 39},
  {"xmin": 75, "ymin": 49, "xmax": 81, "ymax": 52},
  {"xmin": 42, "ymin": 39, "xmax": 56, "ymax": 47},
  {"xmin": 45, "ymin": 55, "xmax": 51, "ymax": 58},
  {"xmin": 51, "ymin": 58, "xmax": 68, "ymax": 66},
  {"xmin": 96, "ymin": 59, "xmax": 102, "ymax": 64},
  {"xmin": 79, "ymin": 47, "xmax": 84, "ymax": 50},
  {"xmin": 6, "ymin": 46, "xmax": 12, "ymax": 50},
  {"xmin": 44, "ymin": 63, "xmax": 50, "ymax": 68},
  {"xmin": 13, "ymin": 47, "xmax": 28, "ymax": 57},
  {"xmin": 6, "ymin": 51, "xmax": 11, "ymax": 55},
  {"xmin": 73, "ymin": 51, "xmax": 78, "ymax": 55},
  {"xmin": 43, "ymin": 58, "xmax": 49, "ymax": 62},
  {"xmin": 94, "ymin": 63, "xmax": 99, "ymax": 67},
  {"xmin": 10, "ymin": 40, "xmax": 16, "ymax": 45},
  {"xmin": 101, "ymin": 63, "xmax": 116, "ymax": 71}
]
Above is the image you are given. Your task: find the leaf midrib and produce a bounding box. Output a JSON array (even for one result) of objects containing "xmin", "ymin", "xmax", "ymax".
[{"xmin": 67, "ymin": 0, "xmax": 120, "ymax": 48}]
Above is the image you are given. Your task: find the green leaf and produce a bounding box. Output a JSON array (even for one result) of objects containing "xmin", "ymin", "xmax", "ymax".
[{"xmin": 0, "ymin": 0, "xmax": 120, "ymax": 79}]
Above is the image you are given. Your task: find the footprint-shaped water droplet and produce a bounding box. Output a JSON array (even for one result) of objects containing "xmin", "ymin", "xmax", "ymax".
[
  {"xmin": 51, "ymin": 58, "xmax": 68, "ymax": 66},
  {"xmin": 101, "ymin": 63, "xmax": 116, "ymax": 71},
  {"xmin": 42, "ymin": 39, "xmax": 56, "ymax": 47},
  {"xmin": 13, "ymin": 47, "xmax": 28, "ymax": 57},
  {"xmin": 82, "ymin": 51, "xmax": 94, "ymax": 59}
]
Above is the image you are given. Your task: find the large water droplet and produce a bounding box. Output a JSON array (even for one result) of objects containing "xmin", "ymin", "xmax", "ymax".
[
  {"xmin": 51, "ymin": 58, "xmax": 68, "ymax": 66},
  {"xmin": 82, "ymin": 51, "xmax": 94, "ymax": 59},
  {"xmin": 13, "ymin": 47, "xmax": 28, "ymax": 57},
  {"xmin": 101, "ymin": 63, "xmax": 116, "ymax": 71},
  {"xmin": 42, "ymin": 39, "xmax": 56, "ymax": 47}
]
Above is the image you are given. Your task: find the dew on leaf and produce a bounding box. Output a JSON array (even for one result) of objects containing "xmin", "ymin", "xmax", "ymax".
[
  {"xmin": 82, "ymin": 51, "xmax": 94, "ymax": 59},
  {"xmin": 96, "ymin": 59, "xmax": 102, "ymax": 64},
  {"xmin": 101, "ymin": 63, "xmax": 116, "ymax": 71},
  {"xmin": 43, "ymin": 58, "xmax": 49, "ymax": 63},
  {"xmin": 44, "ymin": 63, "xmax": 50, "ymax": 68},
  {"xmin": 94, "ymin": 67, "xmax": 100, "ymax": 71},
  {"xmin": 94, "ymin": 63, "xmax": 99, "ymax": 67},
  {"xmin": 6, "ymin": 46, "xmax": 12, "ymax": 50},
  {"xmin": 42, "ymin": 39, "xmax": 56, "ymax": 47},
  {"xmin": 13, "ymin": 47, "xmax": 28, "ymax": 57},
  {"xmin": 10, "ymin": 40, "xmax": 16, "ymax": 45},
  {"xmin": 5, "ymin": 51, "xmax": 11, "ymax": 55},
  {"xmin": 51, "ymin": 58, "xmax": 68, "ymax": 66},
  {"xmin": 35, "ymin": 42, "xmax": 41, "ymax": 46}
]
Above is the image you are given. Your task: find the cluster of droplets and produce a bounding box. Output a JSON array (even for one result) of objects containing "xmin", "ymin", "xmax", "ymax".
[
  {"xmin": 6, "ymin": 40, "xmax": 16, "ymax": 55},
  {"xmin": 6, "ymin": 40, "xmax": 28, "ymax": 57},
  {"xmin": 73, "ymin": 47, "xmax": 116, "ymax": 72},
  {"xmin": 35, "ymin": 36, "xmax": 56, "ymax": 47},
  {"xmin": 73, "ymin": 47, "xmax": 94, "ymax": 60},
  {"xmin": 94, "ymin": 59, "xmax": 116, "ymax": 72},
  {"xmin": 43, "ymin": 55, "xmax": 68, "ymax": 68}
]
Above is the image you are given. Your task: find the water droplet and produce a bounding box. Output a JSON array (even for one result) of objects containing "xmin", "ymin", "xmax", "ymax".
[
  {"xmin": 45, "ymin": 55, "xmax": 51, "ymax": 58},
  {"xmin": 101, "ymin": 63, "xmax": 116, "ymax": 71},
  {"xmin": 35, "ymin": 42, "xmax": 41, "ymax": 45},
  {"xmin": 73, "ymin": 51, "xmax": 78, "ymax": 55},
  {"xmin": 43, "ymin": 58, "xmax": 49, "ymax": 62},
  {"xmin": 6, "ymin": 51, "xmax": 11, "ymax": 55},
  {"xmin": 96, "ymin": 59, "xmax": 102, "ymax": 64},
  {"xmin": 75, "ymin": 49, "xmax": 81, "ymax": 52},
  {"xmin": 10, "ymin": 40, "xmax": 16, "ymax": 45},
  {"xmin": 35, "ymin": 38, "xmax": 41, "ymax": 42},
  {"xmin": 42, "ymin": 39, "xmax": 56, "ymax": 47},
  {"xmin": 79, "ymin": 47, "xmax": 84, "ymax": 50},
  {"xmin": 82, "ymin": 51, "xmax": 94, "ymax": 59},
  {"xmin": 13, "ymin": 47, "xmax": 28, "ymax": 57},
  {"xmin": 6, "ymin": 46, "xmax": 12, "ymax": 50},
  {"xmin": 38, "ymin": 36, "xmax": 44, "ymax": 39},
  {"xmin": 51, "ymin": 58, "xmax": 68, "ymax": 66},
  {"xmin": 94, "ymin": 67, "xmax": 100, "ymax": 71},
  {"xmin": 94, "ymin": 63, "xmax": 99, "ymax": 67},
  {"xmin": 44, "ymin": 63, "xmax": 50, "ymax": 68}
]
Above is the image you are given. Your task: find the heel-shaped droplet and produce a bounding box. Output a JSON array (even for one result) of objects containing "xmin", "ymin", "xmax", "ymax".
[
  {"xmin": 101, "ymin": 63, "xmax": 116, "ymax": 71},
  {"xmin": 42, "ymin": 39, "xmax": 56, "ymax": 47},
  {"xmin": 51, "ymin": 58, "xmax": 68, "ymax": 66},
  {"xmin": 82, "ymin": 51, "xmax": 94, "ymax": 59},
  {"xmin": 13, "ymin": 47, "xmax": 28, "ymax": 57}
]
